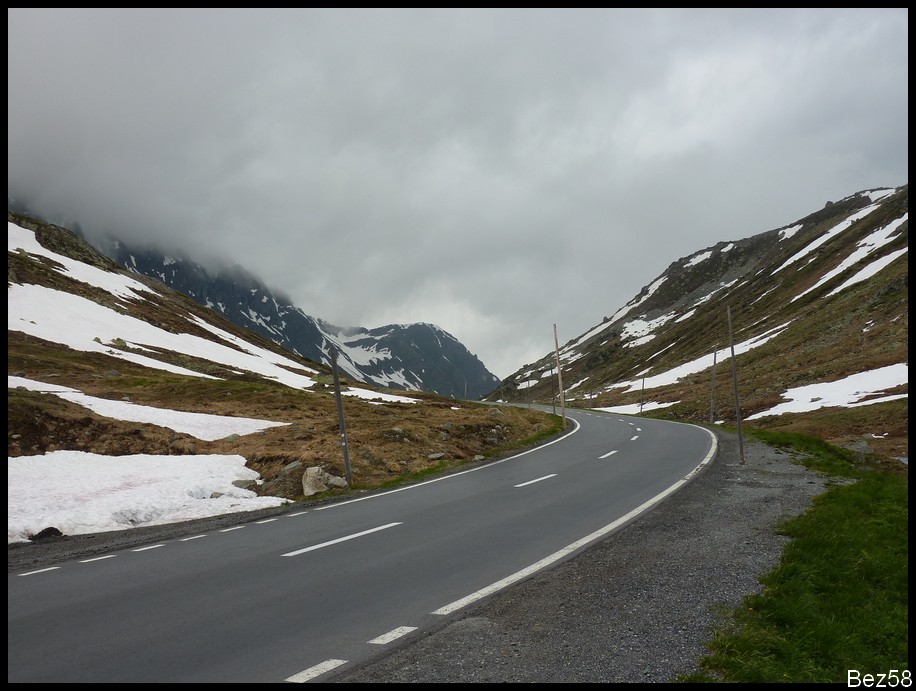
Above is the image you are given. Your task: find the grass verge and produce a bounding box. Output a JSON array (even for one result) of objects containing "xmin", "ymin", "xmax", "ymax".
[{"xmin": 679, "ymin": 430, "xmax": 908, "ymax": 683}]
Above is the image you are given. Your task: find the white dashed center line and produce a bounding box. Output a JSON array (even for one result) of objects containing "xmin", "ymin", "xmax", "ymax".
[
  {"xmin": 514, "ymin": 474, "xmax": 557, "ymax": 487},
  {"xmin": 282, "ymin": 522, "xmax": 402, "ymax": 557}
]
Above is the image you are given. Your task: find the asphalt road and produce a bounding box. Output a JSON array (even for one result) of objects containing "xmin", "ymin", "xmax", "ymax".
[{"xmin": 9, "ymin": 410, "xmax": 720, "ymax": 683}]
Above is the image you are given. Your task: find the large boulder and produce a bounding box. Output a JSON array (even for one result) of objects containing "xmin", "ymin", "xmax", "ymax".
[{"xmin": 302, "ymin": 467, "xmax": 348, "ymax": 496}]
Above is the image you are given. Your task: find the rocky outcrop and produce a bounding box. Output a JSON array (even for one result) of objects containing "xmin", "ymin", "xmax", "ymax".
[{"xmin": 302, "ymin": 467, "xmax": 349, "ymax": 496}]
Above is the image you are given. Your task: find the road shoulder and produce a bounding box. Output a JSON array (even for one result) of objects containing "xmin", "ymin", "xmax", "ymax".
[{"xmin": 331, "ymin": 430, "xmax": 830, "ymax": 683}]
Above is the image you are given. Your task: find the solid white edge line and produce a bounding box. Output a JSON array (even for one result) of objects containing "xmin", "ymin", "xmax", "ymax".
[
  {"xmin": 285, "ymin": 659, "xmax": 348, "ymax": 683},
  {"xmin": 313, "ymin": 418, "xmax": 582, "ymax": 511},
  {"xmin": 18, "ymin": 567, "xmax": 60, "ymax": 576},
  {"xmin": 432, "ymin": 425, "xmax": 718, "ymax": 616},
  {"xmin": 368, "ymin": 626, "xmax": 418, "ymax": 644}
]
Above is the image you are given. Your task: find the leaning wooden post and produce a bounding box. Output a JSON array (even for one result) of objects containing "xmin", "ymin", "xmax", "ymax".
[
  {"xmin": 726, "ymin": 306, "xmax": 745, "ymax": 465},
  {"xmin": 330, "ymin": 346, "xmax": 353, "ymax": 487},
  {"xmin": 553, "ymin": 324, "xmax": 567, "ymax": 430},
  {"xmin": 709, "ymin": 346, "xmax": 718, "ymax": 424}
]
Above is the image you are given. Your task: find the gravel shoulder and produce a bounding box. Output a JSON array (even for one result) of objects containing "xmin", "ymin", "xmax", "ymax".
[
  {"xmin": 9, "ymin": 429, "xmax": 832, "ymax": 683},
  {"xmin": 332, "ymin": 429, "xmax": 832, "ymax": 683}
]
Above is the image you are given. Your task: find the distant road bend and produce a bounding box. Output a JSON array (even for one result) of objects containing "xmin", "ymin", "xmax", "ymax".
[{"xmin": 7, "ymin": 410, "xmax": 717, "ymax": 683}]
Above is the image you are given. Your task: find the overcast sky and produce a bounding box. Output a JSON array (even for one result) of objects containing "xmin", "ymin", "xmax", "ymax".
[{"xmin": 7, "ymin": 8, "xmax": 908, "ymax": 379}]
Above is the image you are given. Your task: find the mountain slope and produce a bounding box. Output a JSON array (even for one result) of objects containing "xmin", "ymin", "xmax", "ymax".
[
  {"xmin": 489, "ymin": 185, "xmax": 908, "ymax": 461},
  {"xmin": 87, "ymin": 237, "xmax": 500, "ymax": 399},
  {"xmin": 7, "ymin": 211, "xmax": 559, "ymax": 502}
]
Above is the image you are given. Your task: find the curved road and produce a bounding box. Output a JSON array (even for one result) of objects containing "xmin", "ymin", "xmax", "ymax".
[{"xmin": 7, "ymin": 410, "xmax": 716, "ymax": 683}]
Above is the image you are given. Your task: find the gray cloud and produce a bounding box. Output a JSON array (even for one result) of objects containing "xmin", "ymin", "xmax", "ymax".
[{"xmin": 8, "ymin": 8, "xmax": 908, "ymax": 379}]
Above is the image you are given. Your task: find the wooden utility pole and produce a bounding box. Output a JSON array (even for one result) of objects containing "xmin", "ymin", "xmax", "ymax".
[
  {"xmin": 330, "ymin": 346, "xmax": 353, "ymax": 486},
  {"xmin": 727, "ymin": 306, "xmax": 745, "ymax": 465},
  {"xmin": 709, "ymin": 347, "xmax": 718, "ymax": 424},
  {"xmin": 551, "ymin": 367, "xmax": 557, "ymax": 415},
  {"xmin": 553, "ymin": 324, "xmax": 567, "ymax": 430}
]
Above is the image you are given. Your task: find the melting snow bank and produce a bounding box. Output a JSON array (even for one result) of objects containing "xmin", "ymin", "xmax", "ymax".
[
  {"xmin": 7, "ymin": 451, "xmax": 289, "ymax": 544},
  {"xmin": 594, "ymin": 401, "xmax": 679, "ymax": 415},
  {"xmin": 9, "ymin": 376, "xmax": 290, "ymax": 440},
  {"xmin": 747, "ymin": 363, "xmax": 908, "ymax": 419}
]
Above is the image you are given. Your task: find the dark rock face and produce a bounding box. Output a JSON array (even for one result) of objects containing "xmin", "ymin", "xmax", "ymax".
[
  {"xmin": 92, "ymin": 240, "xmax": 500, "ymax": 399},
  {"xmin": 30, "ymin": 527, "xmax": 64, "ymax": 541}
]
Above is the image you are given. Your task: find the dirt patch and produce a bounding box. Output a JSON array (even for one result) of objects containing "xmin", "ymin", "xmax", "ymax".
[{"xmin": 8, "ymin": 371, "xmax": 562, "ymax": 501}]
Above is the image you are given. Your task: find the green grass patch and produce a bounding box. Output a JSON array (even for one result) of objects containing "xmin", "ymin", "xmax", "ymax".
[
  {"xmin": 747, "ymin": 429, "xmax": 863, "ymax": 479},
  {"xmin": 494, "ymin": 413, "xmax": 567, "ymax": 450},
  {"xmin": 680, "ymin": 433, "xmax": 908, "ymax": 683},
  {"xmin": 354, "ymin": 413, "xmax": 566, "ymax": 492},
  {"xmin": 368, "ymin": 460, "xmax": 453, "ymax": 491}
]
